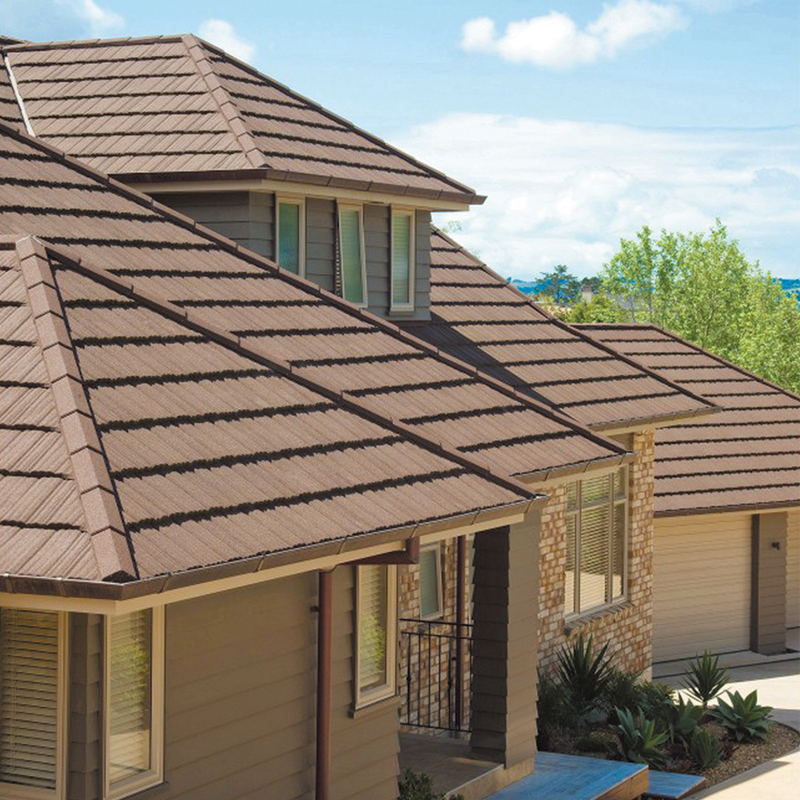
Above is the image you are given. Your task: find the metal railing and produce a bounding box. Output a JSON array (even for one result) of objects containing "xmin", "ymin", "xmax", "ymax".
[{"xmin": 399, "ymin": 618, "xmax": 472, "ymax": 733}]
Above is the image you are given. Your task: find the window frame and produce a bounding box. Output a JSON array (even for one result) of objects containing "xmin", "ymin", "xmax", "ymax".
[
  {"xmin": 390, "ymin": 207, "xmax": 416, "ymax": 313},
  {"xmin": 275, "ymin": 194, "xmax": 306, "ymax": 277},
  {"xmin": 419, "ymin": 543, "xmax": 443, "ymax": 620},
  {"xmin": 565, "ymin": 467, "xmax": 628, "ymax": 617},
  {"xmin": 104, "ymin": 607, "xmax": 165, "ymax": 800},
  {"xmin": 337, "ymin": 202, "xmax": 368, "ymax": 307},
  {"xmin": 354, "ymin": 564, "xmax": 398, "ymax": 709}
]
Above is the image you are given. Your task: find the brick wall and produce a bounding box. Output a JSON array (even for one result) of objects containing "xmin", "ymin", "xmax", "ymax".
[{"xmin": 537, "ymin": 429, "xmax": 655, "ymax": 676}]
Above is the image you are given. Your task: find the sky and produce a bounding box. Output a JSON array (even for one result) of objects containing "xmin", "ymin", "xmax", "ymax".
[{"xmin": 2, "ymin": 0, "xmax": 798, "ymax": 280}]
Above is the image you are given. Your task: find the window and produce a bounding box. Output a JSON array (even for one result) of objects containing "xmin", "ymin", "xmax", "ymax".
[
  {"xmin": 276, "ymin": 197, "xmax": 305, "ymax": 275},
  {"xmin": 390, "ymin": 209, "xmax": 415, "ymax": 311},
  {"xmin": 355, "ymin": 565, "xmax": 397, "ymax": 707},
  {"xmin": 419, "ymin": 544, "xmax": 443, "ymax": 619},
  {"xmin": 338, "ymin": 204, "xmax": 367, "ymax": 305},
  {"xmin": 105, "ymin": 608, "xmax": 164, "ymax": 800},
  {"xmin": 0, "ymin": 608, "xmax": 66, "ymax": 800},
  {"xmin": 565, "ymin": 467, "xmax": 627, "ymax": 615}
]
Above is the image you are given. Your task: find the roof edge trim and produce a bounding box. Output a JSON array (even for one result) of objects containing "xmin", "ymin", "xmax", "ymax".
[
  {"xmin": 2, "ymin": 53, "xmax": 34, "ymax": 136},
  {"xmin": 655, "ymin": 499, "xmax": 800, "ymax": 518}
]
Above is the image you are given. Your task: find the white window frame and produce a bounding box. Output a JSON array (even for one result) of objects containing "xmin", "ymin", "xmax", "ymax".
[
  {"xmin": 104, "ymin": 607, "xmax": 165, "ymax": 800},
  {"xmin": 390, "ymin": 207, "xmax": 416, "ymax": 312},
  {"xmin": 337, "ymin": 202, "xmax": 368, "ymax": 307},
  {"xmin": 354, "ymin": 565, "xmax": 398, "ymax": 709},
  {"xmin": 565, "ymin": 467, "xmax": 628, "ymax": 617},
  {"xmin": 419, "ymin": 544, "xmax": 443, "ymax": 620},
  {"xmin": 0, "ymin": 610, "xmax": 67, "ymax": 800},
  {"xmin": 275, "ymin": 194, "xmax": 306, "ymax": 277}
]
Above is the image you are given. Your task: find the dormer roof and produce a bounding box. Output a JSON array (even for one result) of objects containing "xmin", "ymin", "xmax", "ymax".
[{"xmin": 1, "ymin": 35, "xmax": 483, "ymax": 206}]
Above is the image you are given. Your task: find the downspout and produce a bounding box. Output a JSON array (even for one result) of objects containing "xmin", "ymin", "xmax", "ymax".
[
  {"xmin": 455, "ymin": 536, "xmax": 467, "ymax": 731},
  {"xmin": 316, "ymin": 569, "xmax": 333, "ymax": 800}
]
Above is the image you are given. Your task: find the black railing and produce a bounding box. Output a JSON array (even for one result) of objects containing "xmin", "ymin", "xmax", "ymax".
[{"xmin": 399, "ymin": 618, "xmax": 472, "ymax": 733}]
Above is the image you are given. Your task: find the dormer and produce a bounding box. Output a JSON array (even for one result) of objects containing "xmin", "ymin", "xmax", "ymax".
[{"xmin": 1, "ymin": 34, "xmax": 484, "ymax": 320}]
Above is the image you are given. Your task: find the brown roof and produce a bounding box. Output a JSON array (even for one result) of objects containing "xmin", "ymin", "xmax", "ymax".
[
  {"xmin": 574, "ymin": 324, "xmax": 800, "ymax": 516},
  {"xmin": 0, "ymin": 123, "xmax": 633, "ymax": 586},
  {"xmin": 407, "ymin": 229, "xmax": 718, "ymax": 431},
  {"xmin": 0, "ymin": 35, "xmax": 482, "ymax": 204}
]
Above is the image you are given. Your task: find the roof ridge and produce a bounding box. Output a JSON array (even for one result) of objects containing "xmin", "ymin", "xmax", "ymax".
[
  {"xmin": 40, "ymin": 239, "xmax": 549, "ymax": 504},
  {"xmin": 430, "ymin": 226, "xmax": 721, "ymax": 428},
  {"xmin": 9, "ymin": 235, "xmax": 138, "ymax": 581},
  {"xmin": 576, "ymin": 322, "xmax": 800, "ymax": 404},
  {"xmin": 0, "ymin": 34, "xmax": 185, "ymax": 53},
  {"xmin": 181, "ymin": 34, "xmax": 266, "ymax": 171},
  {"xmin": 0, "ymin": 120, "xmax": 629, "ymax": 466},
  {"xmin": 194, "ymin": 37, "xmax": 483, "ymax": 202}
]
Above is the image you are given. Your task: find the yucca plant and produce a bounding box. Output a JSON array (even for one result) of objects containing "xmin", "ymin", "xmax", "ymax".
[
  {"xmin": 613, "ymin": 707, "xmax": 668, "ymax": 768},
  {"xmin": 682, "ymin": 652, "xmax": 730, "ymax": 709},
  {"xmin": 712, "ymin": 690, "xmax": 773, "ymax": 743},
  {"xmin": 688, "ymin": 728, "xmax": 723, "ymax": 771},
  {"xmin": 554, "ymin": 634, "xmax": 614, "ymax": 716},
  {"xmin": 667, "ymin": 696, "xmax": 704, "ymax": 745}
]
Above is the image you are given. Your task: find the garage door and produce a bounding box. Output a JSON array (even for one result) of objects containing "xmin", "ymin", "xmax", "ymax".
[
  {"xmin": 788, "ymin": 509, "xmax": 800, "ymax": 630},
  {"xmin": 653, "ymin": 513, "xmax": 751, "ymax": 663}
]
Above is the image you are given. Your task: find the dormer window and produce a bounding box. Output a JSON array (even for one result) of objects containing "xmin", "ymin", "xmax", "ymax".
[
  {"xmin": 391, "ymin": 209, "xmax": 415, "ymax": 311},
  {"xmin": 276, "ymin": 197, "xmax": 305, "ymax": 275},
  {"xmin": 338, "ymin": 203, "xmax": 367, "ymax": 306}
]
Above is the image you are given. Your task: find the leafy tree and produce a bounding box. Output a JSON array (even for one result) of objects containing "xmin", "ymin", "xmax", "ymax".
[
  {"xmin": 567, "ymin": 291, "xmax": 627, "ymax": 323},
  {"xmin": 537, "ymin": 264, "xmax": 581, "ymax": 305},
  {"xmin": 584, "ymin": 221, "xmax": 800, "ymax": 394}
]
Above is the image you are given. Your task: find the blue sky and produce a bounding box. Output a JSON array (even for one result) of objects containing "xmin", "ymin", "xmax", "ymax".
[{"xmin": 2, "ymin": 0, "xmax": 798, "ymax": 279}]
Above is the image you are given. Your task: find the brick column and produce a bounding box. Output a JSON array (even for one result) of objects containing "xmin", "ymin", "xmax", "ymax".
[{"xmin": 470, "ymin": 511, "xmax": 539, "ymax": 769}]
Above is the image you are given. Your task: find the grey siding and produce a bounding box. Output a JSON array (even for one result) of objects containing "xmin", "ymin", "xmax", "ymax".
[
  {"xmin": 67, "ymin": 613, "xmax": 103, "ymax": 800},
  {"xmin": 470, "ymin": 514, "xmax": 539, "ymax": 770},
  {"xmin": 751, "ymin": 512, "xmax": 788, "ymax": 654},
  {"xmin": 152, "ymin": 191, "xmax": 275, "ymax": 260},
  {"xmin": 163, "ymin": 576, "xmax": 317, "ymax": 800},
  {"xmin": 330, "ymin": 566, "xmax": 400, "ymax": 800},
  {"xmin": 412, "ymin": 210, "xmax": 431, "ymax": 320},
  {"xmin": 364, "ymin": 204, "xmax": 390, "ymax": 317},
  {"xmin": 306, "ymin": 198, "xmax": 336, "ymax": 292}
]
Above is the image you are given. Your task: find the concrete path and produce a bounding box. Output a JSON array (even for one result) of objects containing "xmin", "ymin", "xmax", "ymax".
[{"xmin": 680, "ymin": 658, "xmax": 800, "ymax": 799}]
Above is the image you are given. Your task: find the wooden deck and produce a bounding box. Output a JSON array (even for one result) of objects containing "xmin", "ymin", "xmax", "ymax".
[{"xmin": 485, "ymin": 752, "xmax": 648, "ymax": 800}]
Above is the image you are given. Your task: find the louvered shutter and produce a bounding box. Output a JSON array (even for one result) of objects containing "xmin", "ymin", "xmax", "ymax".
[
  {"xmin": 278, "ymin": 202, "xmax": 300, "ymax": 274},
  {"xmin": 339, "ymin": 208, "xmax": 364, "ymax": 304},
  {"xmin": 419, "ymin": 547, "xmax": 442, "ymax": 618},
  {"xmin": 391, "ymin": 212, "xmax": 412, "ymax": 306},
  {"xmin": 358, "ymin": 565, "xmax": 388, "ymax": 693},
  {"xmin": 108, "ymin": 610, "xmax": 152, "ymax": 785},
  {"xmin": 0, "ymin": 609, "xmax": 59, "ymax": 791}
]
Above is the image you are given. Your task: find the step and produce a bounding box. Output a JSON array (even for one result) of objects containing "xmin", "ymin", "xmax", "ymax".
[{"xmin": 645, "ymin": 770, "xmax": 706, "ymax": 799}]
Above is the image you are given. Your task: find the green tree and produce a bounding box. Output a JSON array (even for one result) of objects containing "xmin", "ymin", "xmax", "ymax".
[
  {"xmin": 588, "ymin": 221, "xmax": 800, "ymax": 394},
  {"xmin": 537, "ymin": 264, "xmax": 581, "ymax": 304}
]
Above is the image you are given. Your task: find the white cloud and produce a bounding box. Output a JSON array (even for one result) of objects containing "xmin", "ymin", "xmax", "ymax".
[
  {"xmin": 54, "ymin": 0, "xmax": 124, "ymax": 35},
  {"xmin": 460, "ymin": 1, "xmax": 688, "ymax": 69},
  {"xmin": 198, "ymin": 19, "xmax": 255, "ymax": 63},
  {"xmin": 396, "ymin": 114, "xmax": 800, "ymax": 279}
]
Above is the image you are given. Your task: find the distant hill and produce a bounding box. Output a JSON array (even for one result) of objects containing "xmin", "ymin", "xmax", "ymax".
[{"xmin": 509, "ymin": 279, "xmax": 548, "ymax": 295}]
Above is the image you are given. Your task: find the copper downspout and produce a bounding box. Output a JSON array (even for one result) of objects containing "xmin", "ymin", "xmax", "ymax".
[
  {"xmin": 316, "ymin": 569, "xmax": 333, "ymax": 800},
  {"xmin": 455, "ymin": 536, "xmax": 467, "ymax": 730}
]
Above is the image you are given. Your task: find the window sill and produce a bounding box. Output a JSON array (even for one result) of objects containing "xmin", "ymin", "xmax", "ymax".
[
  {"xmin": 350, "ymin": 694, "xmax": 400, "ymax": 720},
  {"xmin": 563, "ymin": 600, "xmax": 631, "ymax": 633}
]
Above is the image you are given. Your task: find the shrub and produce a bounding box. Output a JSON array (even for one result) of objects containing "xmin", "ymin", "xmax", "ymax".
[
  {"xmin": 683, "ymin": 652, "xmax": 730, "ymax": 709},
  {"xmin": 634, "ymin": 681, "xmax": 675, "ymax": 729},
  {"xmin": 613, "ymin": 707, "xmax": 668, "ymax": 768},
  {"xmin": 555, "ymin": 634, "xmax": 614, "ymax": 716},
  {"xmin": 688, "ymin": 728, "xmax": 723, "ymax": 771},
  {"xmin": 575, "ymin": 732, "xmax": 618, "ymax": 757},
  {"xmin": 667, "ymin": 697, "xmax": 704, "ymax": 745},
  {"xmin": 712, "ymin": 690, "xmax": 773, "ymax": 743},
  {"xmin": 398, "ymin": 769, "xmax": 464, "ymax": 800},
  {"xmin": 602, "ymin": 666, "xmax": 643, "ymax": 716}
]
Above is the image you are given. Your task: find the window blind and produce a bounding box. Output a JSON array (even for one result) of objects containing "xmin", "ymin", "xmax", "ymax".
[
  {"xmin": 358, "ymin": 565, "xmax": 388, "ymax": 693},
  {"xmin": 108, "ymin": 610, "xmax": 152, "ymax": 786},
  {"xmin": 339, "ymin": 208, "xmax": 364, "ymax": 304},
  {"xmin": 0, "ymin": 609, "xmax": 59, "ymax": 791},
  {"xmin": 579, "ymin": 505, "xmax": 610, "ymax": 611},
  {"xmin": 391, "ymin": 212, "xmax": 411, "ymax": 306},
  {"xmin": 278, "ymin": 202, "xmax": 300, "ymax": 274}
]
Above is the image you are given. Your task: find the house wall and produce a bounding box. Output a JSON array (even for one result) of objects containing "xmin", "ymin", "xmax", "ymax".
[
  {"xmin": 149, "ymin": 191, "xmax": 431, "ymax": 319},
  {"xmin": 787, "ymin": 507, "xmax": 800, "ymax": 629},
  {"xmin": 537, "ymin": 429, "xmax": 655, "ymax": 676}
]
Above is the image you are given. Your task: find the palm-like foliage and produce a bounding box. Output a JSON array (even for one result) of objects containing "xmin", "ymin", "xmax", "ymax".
[
  {"xmin": 712, "ymin": 690, "xmax": 773, "ymax": 743},
  {"xmin": 554, "ymin": 634, "xmax": 614, "ymax": 716},
  {"xmin": 613, "ymin": 707, "xmax": 668, "ymax": 768},
  {"xmin": 682, "ymin": 651, "xmax": 729, "ymax": 709}
]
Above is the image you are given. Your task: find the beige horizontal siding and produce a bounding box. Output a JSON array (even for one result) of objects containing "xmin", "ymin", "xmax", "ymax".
[
  {"xmin": 653, "ymin": 512, "xmax": 751, "ymax": 662},
  {"xmin": 788, "ymin": 508, "xmax": 800, "ymax": 629}
]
